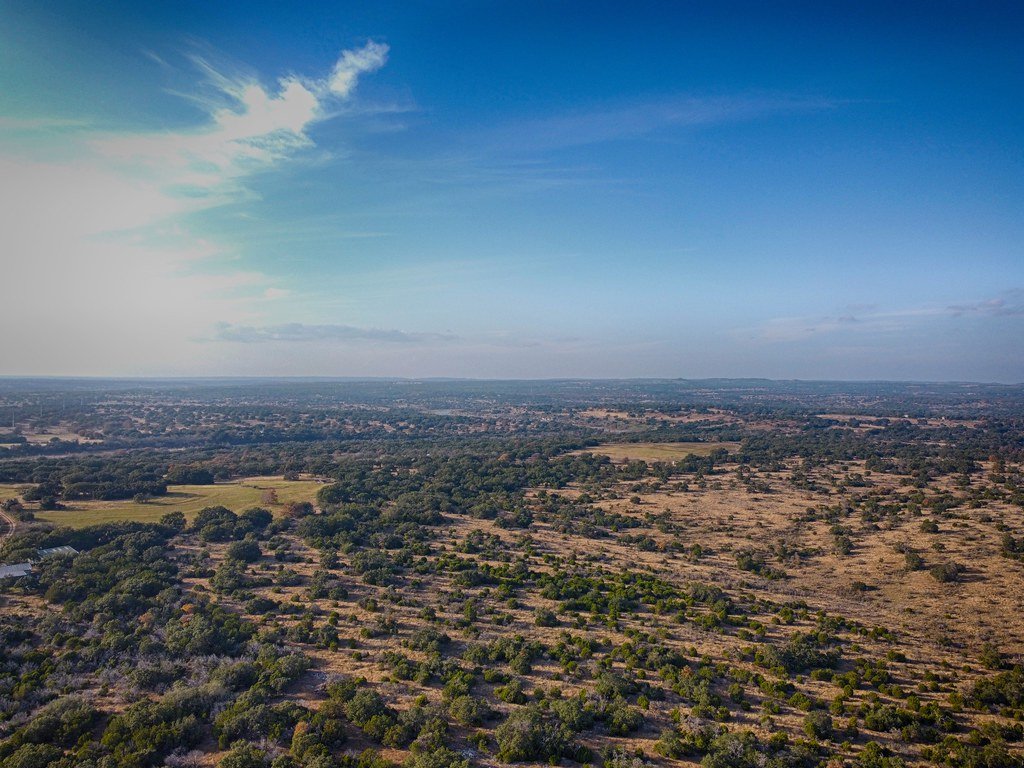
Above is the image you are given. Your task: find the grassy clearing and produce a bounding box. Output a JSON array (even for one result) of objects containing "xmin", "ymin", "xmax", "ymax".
[
  {"xmin": 578, "ymin": 441, "xmax": 739, "ymax": 462},
  {"xmin": 0, "ymin": 476, "xmax": 326, "ymax": 528},
  {"xmin": 0, "ymin": 484, "xmax": 32, "ymax": 499}
]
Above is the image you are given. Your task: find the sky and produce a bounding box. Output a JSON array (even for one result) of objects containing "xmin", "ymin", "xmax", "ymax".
[{"xmin": 1, "ymin": 1, "xmax": 1022, "ymax": 382}]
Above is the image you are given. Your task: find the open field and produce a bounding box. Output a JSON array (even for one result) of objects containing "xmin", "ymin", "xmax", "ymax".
[
  {"xmin": 0, "ymin": 421, "xmax": 104, "ymax": 447},
  {"xmin": 577, "ymin": 408, "xmax": 739, "ymax": 424},
  {"xmin": 575, "ymin": 440, "xmax": 739, "ymax": 462},
  {"xmin": 0, "ymin": 484, "xmax": 31, "ymax": 500},
  {"xmin": 0, "ymin": 476, "xmax": 325, "ymax": 528},
  {"xmin": 583, "ymin": 460, "xmax": 1024, "ymax": 657},
  {"xmin": 816, "ymin": 413, "xmax": 983, "ymax": 429}
]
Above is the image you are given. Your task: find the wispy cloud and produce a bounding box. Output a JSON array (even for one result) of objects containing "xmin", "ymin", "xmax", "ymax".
[
  {"xmin": 330, "ymin": 41, "xmax": 389, "ymax": 99},
  {"xmin": 0, "ymin": 116, "xmax": 93, "ymax": 132},
  {"xmin": 946, "ymin": 290, "xmax": 1024, "ymax": 317},
  {"xmin": 206, "ymin": 322, "xmax": 595, "ymax": 351},
  {"xmin": 746, "ymin": 290, "xmax": 1024, "ymax": 343},
  {"xmin": 2, "ymin": 39, "xmax": 390, "ymax": 240},
  {"xmin": 210, "ymin": 322, "xmax": 458, "ymax": 344},
  {"xmin": 354, "ymin": 94, "xmax": 837, "ymax": 199},
  {"xmin": 0, "ymin": 41, "xmax": 389, "ymax": 374},
  {"xmin": 91, "ymin": 40, "xmax": 389, "ymax": 212},
  {"xmin": 487, "ymin": 94, "xmax": 837, "ymax": 153}
]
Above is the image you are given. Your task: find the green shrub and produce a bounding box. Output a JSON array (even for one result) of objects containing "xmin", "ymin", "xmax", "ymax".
[
  {"xmin": 448, "ymin": 695, "xmax": 491, "ymax": 726},
  {"xmin": 929, "ymin": 562, "xmax": 964, "ymax": 583},
  {"xmin": 603, "ymin": 699, "xmax": 644, "ymax": 736},
  {"xmin": 226, "ymin": 539, "xmax": 262, "ymax": 563},
  {"xmin": 219, "ymin": 741, "xmax": 270, "ymax": 768},
  {"xmin": 496, "ymin": 680, "xmax": 528, "ymax": 705},
  {"xmin": 534, "ymin": 607, "xmax": 558, "ymax": 627},
  {"xmin": 494, "ymin": 707, "xmax": 575, "ymax": 763},
  {"xmin": 0, "ymin": 743, "xmax": 64, "ymax": 768},
  {"xmin": 803, "ymin": 710, "xmax": 834, "ymax": 740}
]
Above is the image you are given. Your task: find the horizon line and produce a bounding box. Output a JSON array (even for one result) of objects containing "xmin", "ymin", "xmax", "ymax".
[{"xmin": 0, "ymin": 375, "xmax": 1021, "ymax": 387}]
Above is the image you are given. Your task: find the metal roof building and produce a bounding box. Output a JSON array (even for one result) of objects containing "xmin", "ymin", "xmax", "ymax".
[
  {"xmin": 0, "ymin": 563, "xmax": 32, "ymax": 579},
  {"xmin": 37, "ymin": 546, "xmax": 79, "ymax": 559}
]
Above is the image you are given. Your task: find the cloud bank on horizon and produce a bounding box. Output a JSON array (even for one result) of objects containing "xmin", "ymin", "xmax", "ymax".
[{"xmin": 0, "ymin": 2, "xmax": 1021, "ymax": 382}]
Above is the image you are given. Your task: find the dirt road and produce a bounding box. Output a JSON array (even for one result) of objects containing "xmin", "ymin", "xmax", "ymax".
[{"xmin": 0, "ymin": 508, "xmax": 15, "ymax": 544}]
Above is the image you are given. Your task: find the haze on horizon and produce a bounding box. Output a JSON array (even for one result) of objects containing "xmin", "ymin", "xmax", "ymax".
[{"xmin": 1, "ymin": 1, "xmax": 1022, "ymax": 383}]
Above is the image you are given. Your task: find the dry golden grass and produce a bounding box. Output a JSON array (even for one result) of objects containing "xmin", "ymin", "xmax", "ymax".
[
  {"xmin": 581, "ymin": 460, "xmax": 1024, "ymax": 660},
  {"xmin": 575, "ymin": 441, "xmax": 740, "ymax": 462},
  {"xmin": 0, "ymin": 421, "xmax": 103, "ymax": 445},
  {"xmin": 6, "ymin": 453, "xmax": 1022, "ymax": 766},
  {"xmin": 0, "ymin": 484, "xmax": 32, "ymax": 499},
  {"xmin": 222, "ymin": 466, "xmax": 1014, "ymax": 765}
]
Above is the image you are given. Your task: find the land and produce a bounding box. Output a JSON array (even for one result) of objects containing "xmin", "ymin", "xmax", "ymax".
[
  {"xmin": 20, "ymin": 477, "xmax": 325, "ymax": 527},
  {"xmin": 571, "ymin": 442, "xmax": 739, "ymax": 462},
  {"xmin": 1, "ymin": 378, "xmax": 1023, "ymax": 768}
]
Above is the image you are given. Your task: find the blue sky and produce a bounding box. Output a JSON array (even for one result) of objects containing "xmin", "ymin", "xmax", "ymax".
[{"xmin": 1, "ymin": 1, "xmax": 1022, "ymax": 380}]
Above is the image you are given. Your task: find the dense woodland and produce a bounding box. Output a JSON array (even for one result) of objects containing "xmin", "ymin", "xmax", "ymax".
[{"xmin": 2, "ymin": 379, "xmax": 1024, "ymax": 768}]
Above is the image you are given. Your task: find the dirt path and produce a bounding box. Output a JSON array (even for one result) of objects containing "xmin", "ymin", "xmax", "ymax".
[{"xmin": 0, "ymin": 508, "xmax": 15, "ymax": 544}]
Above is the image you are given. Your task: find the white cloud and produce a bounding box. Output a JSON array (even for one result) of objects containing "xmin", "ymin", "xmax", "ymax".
[
  {"xmin": 91, "ymin": 40, "xmax": 390, "ymax": 211},
  {"xmin": 329, "ymin": 41, "xmax": 389, "ymax": 98},
  {"xmin": 210, "ymin": 322, "xmax": 457, "ymax": 344},
  {"xmin": 0, "ymin": 41, "xmax": 389, "ymax": 375}
]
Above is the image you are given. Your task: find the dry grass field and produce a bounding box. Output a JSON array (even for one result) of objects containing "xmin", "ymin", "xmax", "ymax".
[
  {"xmin": 574, "ymin": 441, "xmax": 740, "ymax": 462},
  {"xmin": 0, "ymin": 422, "xmax": 104, "ymax": 446},
  {"xmin": 577, "ymin": 461, "xmax": 1024, "ymax": 659},
  {"xmin": 88, "ymin": 453, "xmax": 1013, "ymax": 766},
  {"xmin": 0, "ymin": 476, "xmax": 325, "ymax": 527},
  {"xmin": 153, "ymin": 456, "xmax": 1021, "ymax": 766}
]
